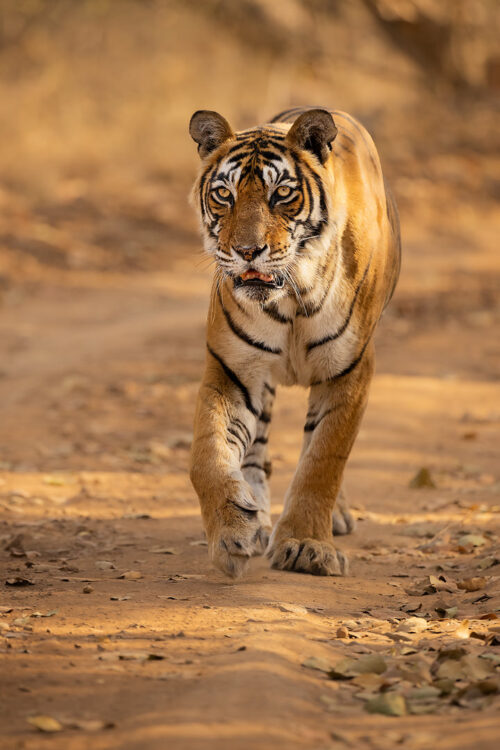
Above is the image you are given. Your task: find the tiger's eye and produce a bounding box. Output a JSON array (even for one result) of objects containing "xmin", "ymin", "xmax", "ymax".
[
  {"xmin": 276, "ymin": 185, "xmax": 293, "ymax": 198},
  {"xmin": 214, "ymin": 187, "xmax": 231, "ymax": 199}
]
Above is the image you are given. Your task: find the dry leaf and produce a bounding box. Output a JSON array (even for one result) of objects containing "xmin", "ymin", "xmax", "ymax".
[
  {"xmin": 365, "ymin": 693, "xmax": 406, "ymax": 716},
  {"xmin": 65, "ymin": 718, "xmax": 114, "ymax": 731},
  {"xmin": 43, "ymin": 475, "xmax": 67, "ymax": 486},
  {"xmin": 336, "ymin": 626, "xmax": 349, "ymax": 638},
  {"xmin": 277, "ymin": 603, "xmax": 308, "ymax": 615},
  {"xmin": 28, "ymin": 715, "xmax": 63, "ymax": 733},
  {"xmin": 95, "ymin": 560, "xmax": 115, "ymax": 570},
  {"xmin": 457, "ymin": 577, "xmax": 487, "ymax": 592},
  {"xmin": 302, "ymin": 656, "xmax": 332, "ymax": 673},
  {"xmin": 455, "ymin": 620, "xmax": 470, "ymax": 639},
  {"xmin": 457, "ymin": 534, "xmax": 487, "ymax": 548},
  {"xmin": 31, "ymin": 610, "xmax": 58, "ymax": 618},
  {"xmin": 409, "ymin": 468, "xmax": 436, "ymax": 489},
  {"xmin": 329, "ymin": 653, "xmax": 387, "ymax": 679},
  {"xmin": 397, "ymin": 616, "xmax": 428, "ymax": 634},
  {"xmin": 117, "ymin": 651, "xmax": 165, "ymax": 661},
  {"xmin": 118, "ymin": 570, "xmax": 143, "ymax": 580},
  {"xmin": 150, "ymin": 546, "xmax": 177, "ymax": 555},
  {"xmin": 5, "ymin": 577, "xmax": 34, "ymax": 586}
]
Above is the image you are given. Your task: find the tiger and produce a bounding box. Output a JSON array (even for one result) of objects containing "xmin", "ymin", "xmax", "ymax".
[{"xmin": 188, "ymin": 106, "xmax": 401, "ymax": 578}]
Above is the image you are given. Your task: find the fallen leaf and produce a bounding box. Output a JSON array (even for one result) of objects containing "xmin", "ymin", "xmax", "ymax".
[
  {"xmin": 277, "ymin": 603, "xmax": 308, "ymax": 615},
  {"xmin": 64, "ymin": 718, "xmax": 114, "ymax": 731},
  {"xmin": 409, "ymin": 468, "xmax": 436, "ymax": 489},
  {"xmin": 116, "ymin": 651, "xmax": 165, "ymax": 661},
  {"xmin": 329, "ymin": 653, "xmax": 387, "ymax": 679},
  {"xmin": 28, "ymin": 715, "xmax": 63, "ymax": 733},
  {"xmin": 95, "ymin": 560, "xmax": 115, "ymax": 570},
  {"xmin": 455, "ymin": 620, "xmax": 470, "ymax": 639},
  {"xmin": 118, "ymin": 570, "xmax": 143, "ymax": 580},
  {"xmin": 43, "ymin": 475, "xmax": 67, "ymax": 486},
  {"xmin": 13, "ymin": 617, "xmax": 31, "ymax": 626},
  {"xmin": 302, "ymin": 656, "xmax": 332, "ymax": 673},
  {"xmin": 457, "ymin": 534, "xmax": 487, "ymax": 548},
  {"xmin": 365, "ymin": 693, "xmax": 406, "ymax": 716},
  {"xmin": 397, "ymin": 617, "xmax": 428, "ymax": 634},
  {"xmin": 31, "ymin": 610, "xmax": 58, "ymax": 618},
  {"xmin": 477, "ymin": 556, "xmax": 499, "ymax": 570},
  {"xmin": 5, "ymin": 534, "xmax": 26, "ymax": 557},
  {"xmin": 5, "ymin": 577, "xmax": 34, "ymax": 586},
  {"xmin": 336, "ymin": 626, "xmax": 349, "ymax": 639},
  {"xmin": 457, "ymin": 577, "xmax": 487, "ymax": 592},
  {"xmin": 400, "ymin": 602, "xmax": 422, "ymax": 614},
  {"xmin": 150, "ymin": 546, "xmax": 177, "ymax": 555}
]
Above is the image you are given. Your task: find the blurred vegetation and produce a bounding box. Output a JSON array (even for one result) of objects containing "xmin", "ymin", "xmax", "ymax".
[{"xmin": 0, "ymin": 0, "xmax": 498, "ymax": 274}]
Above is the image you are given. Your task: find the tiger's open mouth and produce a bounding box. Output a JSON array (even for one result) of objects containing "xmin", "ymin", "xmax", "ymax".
[{"xmin": 234, "ymin": 270, "xmax": 285, "ymax": 289}]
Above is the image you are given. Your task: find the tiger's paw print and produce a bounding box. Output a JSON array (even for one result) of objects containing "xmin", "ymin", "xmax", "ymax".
[
  {"xmin": 209, "ymin": 501, "xmax": 271, "ymax": 578},
  {"xmin": 268, "ymin": 537, "xmax": 348, "ymax": 576}
]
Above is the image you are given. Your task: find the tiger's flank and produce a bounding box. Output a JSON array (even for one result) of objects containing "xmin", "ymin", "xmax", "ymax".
[{"xmin": 188, "ymin": 106, "xmax": 401, "ymax": 578}]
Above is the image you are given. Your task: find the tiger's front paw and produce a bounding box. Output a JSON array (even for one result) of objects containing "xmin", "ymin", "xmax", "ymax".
[
  {"xmin": 268, "ymin": 537, "xmax": 348, "ymax": 576},
  {"xmin": 209, "ymin": 501, "xmax": 271, "ymax": 579}
]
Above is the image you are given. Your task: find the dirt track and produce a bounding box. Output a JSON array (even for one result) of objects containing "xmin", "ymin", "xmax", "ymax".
[{"xmin": 0, "ymin": 191, "xmax": 499, "ymax": 749}]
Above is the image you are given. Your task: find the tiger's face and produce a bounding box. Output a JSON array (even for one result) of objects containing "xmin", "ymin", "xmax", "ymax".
[{"xmin": 190, "ymin": 110, "xmax": 337, "ymax": 303}]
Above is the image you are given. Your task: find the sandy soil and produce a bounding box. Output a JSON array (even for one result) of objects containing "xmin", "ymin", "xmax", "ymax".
[{"xmin": 0, "ymin": 182, "xmax": 499, "ymax": 750}]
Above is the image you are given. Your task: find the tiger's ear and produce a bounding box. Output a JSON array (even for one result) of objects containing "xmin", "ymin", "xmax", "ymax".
[
  {"xmin": 286, "ymin": 109, "xmax": 337, "ymax": 164},
  {"xmin": 189, "ymin": 110, "xmax": 234, "ymax": 158}
]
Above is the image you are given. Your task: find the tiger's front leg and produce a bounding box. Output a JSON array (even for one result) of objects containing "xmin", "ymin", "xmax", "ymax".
[
  {"xmin": 268, "ymin": 344, "xmax": 374, "ymax": 576},
  {"xmin": 190, "ymin": 351, "xmax": 272, "ymax": 578}
]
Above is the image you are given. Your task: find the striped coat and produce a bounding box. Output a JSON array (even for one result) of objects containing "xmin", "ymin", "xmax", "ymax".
[{"xmin": 189, "ymin": 107, "xmax": 400, "ymax": 578}]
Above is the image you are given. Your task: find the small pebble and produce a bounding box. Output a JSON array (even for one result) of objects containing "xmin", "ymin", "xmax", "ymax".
[
  {"xmin": 336, "ymin": 626, "xmax": 349, "ymax": 638},
  {"xmin": 82, "ymin": 585, "xmax": 94, "ymax": 594}
]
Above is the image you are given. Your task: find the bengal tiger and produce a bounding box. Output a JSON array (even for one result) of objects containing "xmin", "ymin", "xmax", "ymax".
[{"xmin": 188, "ymin": 106, "xmax": 400, "ymax": 578}]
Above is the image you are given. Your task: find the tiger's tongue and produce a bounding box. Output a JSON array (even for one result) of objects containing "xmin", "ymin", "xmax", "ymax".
[{"xmin": 240, "ymin": 270, "xmax": 274, "ymax": 283}]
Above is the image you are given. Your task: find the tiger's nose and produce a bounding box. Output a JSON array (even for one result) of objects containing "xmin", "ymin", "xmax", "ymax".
[{"xmin": 233, "ymin": 244, "xmax": 267, "ymax": 261}]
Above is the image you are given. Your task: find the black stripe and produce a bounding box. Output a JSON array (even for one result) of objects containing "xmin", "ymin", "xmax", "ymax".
[
  {"xmin": 206, "ymin": 345, "xmax": 258, "ymax": 416},
  {"xmin": 242, "ymin": 462, "xmax": 265, "ymax": 472},
  {"xmin": 232, "ymin": 418, "xmax": 252, "ymax": 445},
  {"xmin": 262, "ymin": 303, "xmax": 293, "ymax": 324},
  {"xmin": 253, "ymin": 436, "xmax": 268, "ymax": 445},
  {"xmin": 259, "ymin": 411, "xmax": 272, "ymax": 423},
  {"xmin": 306, "ymin": 255, "xmax": 372, "ymax": 354},
  {"xmin": 218, "ymin": 290, "xmax": 282, "ymax": 355},
  {"xmin": 296, "ymin": 258, "xmax": 337, "ymax": 318},
  {"xmin": 264, "ymin": 383, "xmax": 276, "ymax": 396},
  {"xmin": 227, "ymin": 437, "xmax": 242, "ymax": 457},
  {"xmin": 227, "ymin": 427, "xmax": 248, "ymax": 452},
  {"xmin": 311, "ymin": 325, "xmax": 375, "ymax": 386},
  {"xmin": 304, "ymin": 408, "xmax": 332, "ymax": 433}
]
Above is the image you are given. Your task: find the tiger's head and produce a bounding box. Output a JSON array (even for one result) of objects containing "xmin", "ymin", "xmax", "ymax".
[{"xmin": 189, "ymin": 109, "xmax": 337, "ymax": 304}]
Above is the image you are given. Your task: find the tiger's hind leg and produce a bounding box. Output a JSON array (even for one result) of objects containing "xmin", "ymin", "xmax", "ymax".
[
  {"xmin": 242, "ymin": 384, "xmax": 274, "ymax": 554},
  {"xmin": 332, "ymin": 486, "xmax": 356, "ymax": 536}
]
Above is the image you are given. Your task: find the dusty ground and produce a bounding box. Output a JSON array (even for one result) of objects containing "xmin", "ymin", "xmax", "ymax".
[{"xmin": 0, "ymin": 171, "xmax": 499, "ymax": 750}]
